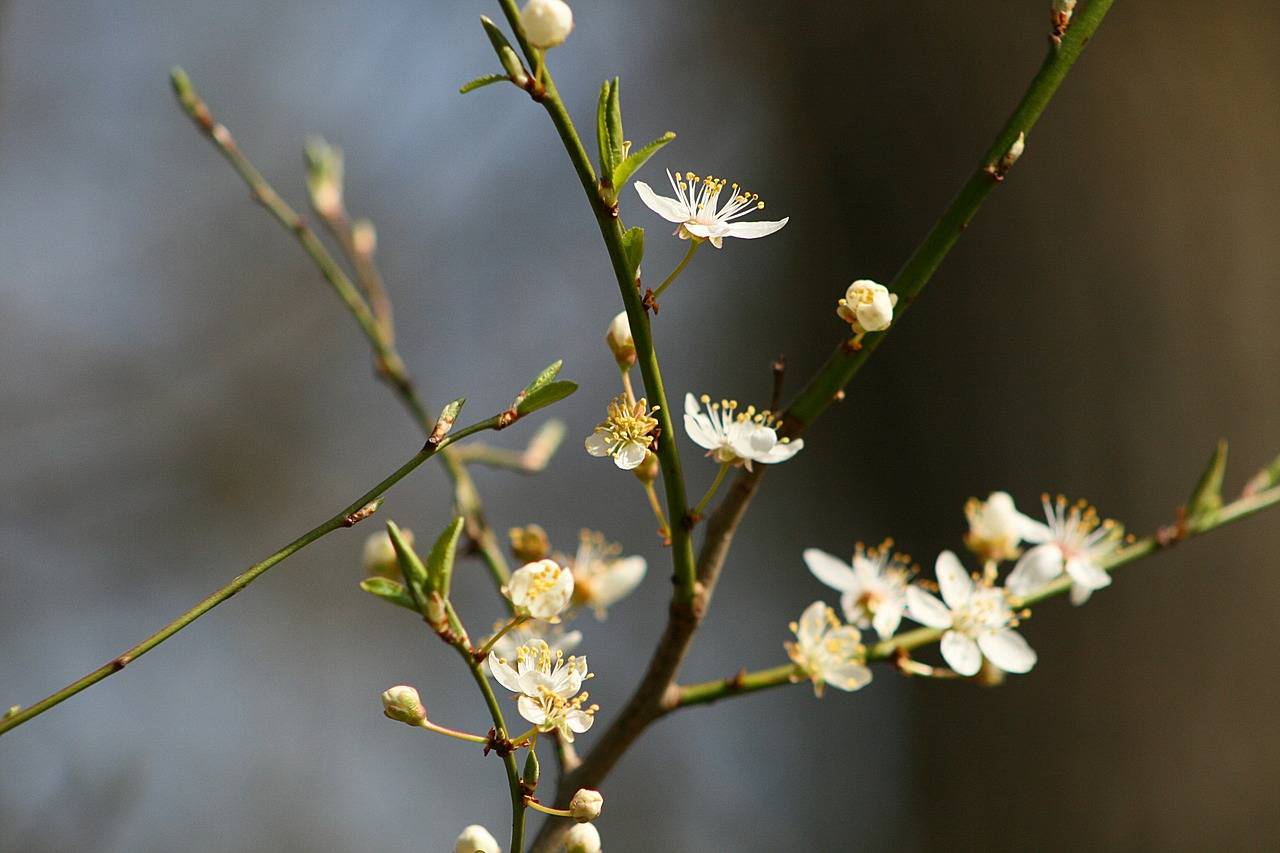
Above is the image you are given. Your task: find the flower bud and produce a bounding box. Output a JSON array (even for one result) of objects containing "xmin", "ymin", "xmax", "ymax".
[
  {"xmin": 564, "ymin": 822, "xmax": 602, "ymax": 853},
  {"xmin": 303, "ymin": 137, "xmax": 344, "ymax": 218},
  {"xmin": 630, "ymin": 450, "xmax": 660, "ymax": 485},
  {"xmin": 499, "ymin": 45, "xmax": 529, "ymax": 87},
  {"xmin": 455, "ymin": 824, "xmax": 500, "ymax": 853},
  {"xmin": 510, "ymin": 524, "xmax": 551, "ymax": 563},
  {"xmin": 605, "ymin": 311, "xmax": 636, "ymax": 368},
  {"xmin": 363, "ymin": 529, "xmax": 413, "ymax": 580},
  {"xmin": 569, "ymin": 788, "xmax": 603, "ymax": 822},
  {"xmin": 520, "ymin": 0, "xmax": 574, "ymax": 49},
  {"xmin": 381, "ymin": 685, "xmax": 426, "ymax": 725},
  {"xmin": 837, "ymin": 279, "xmax": 897, "ymax": 333}
]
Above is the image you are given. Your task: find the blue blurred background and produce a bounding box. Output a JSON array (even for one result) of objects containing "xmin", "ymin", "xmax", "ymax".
[{"xmin": 3, "ymin": 1, "xmax": 1280, "ymax": 850}]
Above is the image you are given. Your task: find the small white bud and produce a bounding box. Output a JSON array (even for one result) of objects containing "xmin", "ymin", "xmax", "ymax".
[
  {"xmin": 605, "ymin": 311, "xmax": 636, "ymax": 368},
  {"xmin": 363, "ymin": 529, "xmax": 413, "ymax": 580},
  {"xmin": 521, "ymin": 0, "xmax": 574, "ymax": 49},
  {"xmin": 380, "ymin": 685, "xmax": 426, "ymax": 725},
  {"xmin": 838, "ymin": 279, "xmax": 897, "ymax": 333},
  {"xmin": 455, "ymin": 824, "xmax": 501, "ymax": 853},
  {"xmin": 569, "ymin": 788, "xmax": 604, "ymax": 822},
  {"xmin": 563, "ymin": 822, "xmax": 601, "ymax": 853}
]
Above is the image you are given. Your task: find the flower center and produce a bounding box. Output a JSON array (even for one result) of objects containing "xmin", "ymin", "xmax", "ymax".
[{"xmin": 597, "ymin": 395, "xmax": 658, "ymax": 452}]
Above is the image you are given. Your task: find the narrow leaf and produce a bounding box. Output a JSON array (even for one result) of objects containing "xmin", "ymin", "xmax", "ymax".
[
  {"xmin": 517, "ymin": 380, "xmax": 578, "ymax": 416},
  {"xmin": 387, "ymin": 521, "xmax": 428, "ymax": 602},
  {"xmin": 620, "ymin": 226, "xmax": 645, "ymax": 279},
  {"xmin": 426, "ymin": 517, "xmax": 466, "ymax": 600},
  {"xmin": 523, "ymin": 360, "xmax": 563, "ymax": 396},
  {"xmin": 596, "ymin": 80, "xmax": 613, "ymax": 182},
  {"xmin": 606, "ymin": 77, "xmax": 625, "ymax": 175},
  {"xmin": 459, "ymin": 74, "xmax": 509, "ymax": 94},
  {"xmin": 612, "ymin": 131, "xmax": 676, "ymax": 191},
  {"xmin": 1244, "ymin": 450, "xmax": 1280, "ymax": 497},
  {"xmin": 358, "ymin": 577, "xmax": 419, "ymax": 612},
  {"xmin": 479, "ymin": 15, "xmax": 515, "ymax": 57},
  {"xmin": 1187, "ymin": 439, "xmax": 1228, "ymax": 520}
]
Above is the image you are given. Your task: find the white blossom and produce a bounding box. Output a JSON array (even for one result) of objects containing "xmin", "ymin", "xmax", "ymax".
[
  {"xmin": 804, "ymin": 542, "xmax": 911, "ymax": 640},
  {"xmin": 836, "ymin": 279, "xmax": 897, "ymax": 333},
  {"xmin": 1006, "ymin": 495, "xmax": 1122, "ymax": 605},
  {"xmin": 455, "ymin": 824, "xmax": 500, "ymax": 853},
  {"xmin": 565, "ymin": 530, "xmax": 646, "ymax": 619},
  {"xmin": 520, "ymin": 0, "xmax": 573, "ymax": 49},
  {"xmin": 585, "ymin": 395, "xmax": 659, "ymax": 471},
  {"xmin": 488, "ymin": 620, "xmax": 582, "ymax": 663},
  {"xmin": 505, "ymin": 559, "xmax": 574, "ymax": 620},
  {"xmin": 634, "ymin": 169, "xmax": 788, "ymax": 248},
  {"xmin": 963, "ymin": 491, "xmax": 1041, "ymax": 563},
  {"xmin": 605, "ymin": 310, "xmax": 635, "ymax": 367},
  {"xmin": 785, "ymin": 601, "xmax": 872, "ymax": 697},
  {"xmin": 488, "ymin": 639, "xmax": 597, "ymax": 742},
  {"xmin": 905, "ymin": 551, "xmax": 1036, "ymax": 677},
  {"xmin": 683, "ymin": 393, "xmax": 803, "ymax": 470},
  {"xmin": 564, "ymin": 822, "xmax": 602, "ymax": 853}
]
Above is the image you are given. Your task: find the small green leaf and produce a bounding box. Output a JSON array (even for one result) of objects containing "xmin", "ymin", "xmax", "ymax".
[
  {"xmin": 426, "ymin": 517, "xmax": 466, "ymax": 599},
  {"xmin": 523, "ymin": 360, "xmax": 563, "ymax": 397},
  {"xmin": 479, "ymin": 15, "xmax": 515, "ymax": 57},
  {"xmin": 620, "ymin": 226, "xmax": 645, "ymax": 279},
  {"xmin": 606, "ymin": 77, "xmax": 625, "ymax": 176},
  {"xmin": 612, "ymin": 131, "xmax": 676, "ymax": 192},
  {"xmin": 1244, "ymin": 450, "xmax": 1280, "ymax": 496},
  {"xmin": 459, "ymin": 74, "xmax": 510, "ymax": 94},
  {"xmin": 517, "ymin": 380, "xmax": 578, "ymax": 416},
  {"xmin": 387, "ymin": 521, "xmax": 428, "ymax": 602},
  {"xmin": 1187, "ymin": 439, "xmax": 1228, "ymax": 521},
  {"xmin": 358, "ymin": 577, "xmax": 419, "ymax": 612},
  {"xmin": 596, "ymin": 80, "xmax": 613, "ymax": 182}
]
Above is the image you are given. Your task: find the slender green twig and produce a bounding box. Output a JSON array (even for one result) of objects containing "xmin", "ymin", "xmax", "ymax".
[
  {"xmin": 0, "ymin": 416, "xmax": 501, "ymax": 737},
  {"xmin": 170, "ymin": 68, "xmax": 516, "ymax": 597},
  {"xmin": 670, "ymin": 483, "xmax": 1280, "ymax": 710},
  {"xmin": 652, "ymin": 239, "xmax": 701, "ymax": 299},
  {"xmin": 692, "ymin": 463, "xmax": 731, "ymax": 518}
]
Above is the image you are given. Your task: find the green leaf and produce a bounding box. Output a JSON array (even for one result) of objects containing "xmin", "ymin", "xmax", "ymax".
[
  {"xmin": 1245, "ymin": 450, "xmax": 1280, "ymax": 496},
  {"xmin": 479, "ymin": 15, "xmax": 515, "ymax": 57},
  {"xmin": 358, "ymin": 577, "xmax": 419, "ymax": 612},
  {"xmin": 517, "ymin": 380, "xmax": 577, "ymax": 417},
  {"xmin": 523, "ymin": 360, "xmax": 563, "ymax": 397},
  {"xmin": 426, "ymin": 517, "xmax": 466, "ymax": 599},
  {"xmin": 606, "ymin": 77, "xmax": 625, "ymax": 176},
  {"xmin": 612, "ymin": 131, "xmax": 676, "ymax": 192},
  {"xmin": 1187, "ymin": 439, "xmax": 1228, "ymax": 521},
  {"xmin": 620, "ymin": 226, "xmax": 645, "ymax": 279},
  {"xmin": 596, "ymin": 80, "xmax": 613, "ymax": 182},
  {"xmin": 387, "ymin": 521, "xmax": 428, "ymax": 602},
  {"xmin": 459, "ymin": 74, "xmax": 509, "ymax": 94}
]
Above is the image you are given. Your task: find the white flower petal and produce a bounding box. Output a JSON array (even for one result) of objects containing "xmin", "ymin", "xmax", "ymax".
[
  {"xmin": 978, "ymin": 629, "xmax": 1037, "ymax": 673},
  {"xmin": 935, "ymin": 551, "xmax": 973, "ymax": 609},
  {"xmin": 1007, "ymin": 543, "xmax": 1064, "ymax": 596},
  {"xmin": 803, "ymin": 548, "xmax": 860, "ymax": 593},
  {"xmin": 906, "ymin": 586, "xmax": 953, "ymax": 629},
  {"xmin": 681, "ymin": 221, "xmax": 719, "ymax": 239},
  {"xmin": 592, "ymin": 556, "xmax": 647, "ymax": 611},
  {"xmin": 1069, "ymin": 582, "xmax": 1095, "ymax": 606},
  {"xmin": 683, "ymin": 413, "xmax": 721, "ymax": 451},
  {"xmin": 872, "ymin": 601, "xmax": 904, "ymax": 640},
  {"xmin": 565, "ymin": 709, "xmax": 594, "ymax": 734},
  {"xmin": 517, "ymin": 695, "xmax": 548, "ymax": 726},
  {"xmin": 488, "ymin": 651, "xmax": 523, "ymax": 694},
  {"xmin": 795, "ymin": 600, "xmax": 830, "ymax": 648},
  {"xmin": 584, "ymin": 431, "xmax": 611, "ymax": 457},
  {"xmin": 722, "ymin": 217, "xmax": 789, "ymax": 239},
  {"xmin": 1065, "ymin": 556, "xmax": 1112, "ymax": 591},
  {"xmin": 821, "ymin": 661, "xmax": 873, "ymax": 692},
  {"xmin": 633, "ymin": 181, "xmax": 690, "ymax": 224},
  {"xmin": 940, "ymin": 631, "xmax": 982, "ymax": 676},
  {"xmin": 754, "ymin": 438, "xmax": 803, "ymax": 463},
  {"xmin": 684, "ymin": 392, "xmax": 700, "ymax": 417},
  {"xmin": 614, "ymin": 441, "xmax": 648, "ymax": 470}
]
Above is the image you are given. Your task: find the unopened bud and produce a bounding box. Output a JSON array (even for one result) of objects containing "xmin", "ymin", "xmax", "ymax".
[
  {"xmin": 564, "ymin": 822, "xmax": 602, "ymax": 853},
  {"xmin": 1000, "ymin": 132, "xmax": 1026, "ymax": 173},
  {"xmin": 631, "ymin": 450, "xmax": 660, "ymax": 485},
  {"xmin": 352, "ymin": 219, "xmax": 377, "ymax": 257},
  {"xmin": 510, "ymin": 524, "xmax": 550, "ymax": 562},
  {"xmin": 304, "ymin": 137, "xmax": 344, "ymax": 218},
  {"xmin": 499, "ymin": 46, "xmax": 529, "ymax": 87},
  {"xmin": 455, "ymin": 824, "xmax": 500, "ymax": 853},
  {"xmin": 569, "ymin": 788, "xmax": 603, "ymax": 822},
  {"xmin": 521, "ymin": 0, "xmax": 574, "ymax": 49},
  {"xmin": 605, "ymin": 310, "xmax": 636, "ymax": 368},
  {"xmin": 1052, "ymin": 0, "xmax": 1077, "ymax": 36},
  {"xmin": 523, "ymin": 746, "xmax": 541, "ymax": 789},
  {"xmin": 381, "ymin": 685, "xmax": 426, "ymax": 725},
  {"xmin": 837, "ymin": 279, "xmax": 897, "ymax": 333},
  {"xmin": 363, "ymin": 529, "xmax": 413, "ymax": 580}
]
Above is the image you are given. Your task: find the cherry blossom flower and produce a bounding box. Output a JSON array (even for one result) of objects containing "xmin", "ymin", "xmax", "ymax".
[
  {"xmin": 505, "ymin": 559, "xmax": 574, "ymax": 620},
  {"xmin": 487, "ymin": 639, "xmax": 597, "ymax": 742},
  {"xmin": 564, "ymin": 529, "xmax": 646, "ymax": 619},
  {"xmin": 963, "ymin": 491, "xmax": 1041, "ymax": 563},
  {"xmin": 584, "ymin": 395, "xmax": 659, "ymax": 470},
  {"xmin": 488, "ymin": 619, "xmax": 582, "ymax": 663},
  {"xmin": 785, "ymin": 601, "xmax": 873, "ymax": 697},
  {"xmin": 634, "ymin": 169, "xmax": 788, "ymax": 248},
  {"xmin": 804, "ymin": 541, "xmax": 911, "ymax": 640},
  {"xmin": 905, "ymin": 551, "xmax": 1036, "ymax": 677},
  {"xmin": 836, "ymin": 280, "xmax": 897, "ymax": 333},
  {"xmin": 683, "ymin": 393, "xmax": 803, "ymax": 470},
  {"xmin": 1006, "ymin": 495, "xmax": 1122, "ymax": 605}
]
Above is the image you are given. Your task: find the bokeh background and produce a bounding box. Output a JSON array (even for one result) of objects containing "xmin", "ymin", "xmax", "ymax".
[{"xmin": 3, "ymin": 1, "xmax": 1280, "ymax": 850}]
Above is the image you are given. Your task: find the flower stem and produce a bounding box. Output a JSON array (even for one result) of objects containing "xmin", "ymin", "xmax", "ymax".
[
  {"xmin": 619, "ymin": 367, "xmax": 636, "ymax": 406},
  {"xmin": 419, "ymin": 719, "xmax": 491, "ymax": 745},
  {"xmin": 524, "ymin": 798, "xmax": 573, "ymax": 818},
  {"xmin": 0, "ymin": 416, "xmax": 502, "ymax": 737},
  {"xmin": 476, "ymin": 614, "xmax": 531, "ymax": 660},
  {"xmin": 642, "ymin": 482, "xmax": 671, "ymax": 541},
  {"xmin": 652, "ymin": 239, "xmax": 701, "ymax": 299},
  {"xmin": 692, "ymin": 463, "xmax": 731, "ymax": 518}
]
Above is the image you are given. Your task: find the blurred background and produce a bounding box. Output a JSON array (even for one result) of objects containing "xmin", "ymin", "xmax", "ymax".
[{"xmin": 3, "ymin": 1, "xmax": 1279, "ymax": 850}]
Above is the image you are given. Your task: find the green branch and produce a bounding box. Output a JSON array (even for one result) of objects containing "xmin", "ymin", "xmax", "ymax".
[{"xmin": 0, "ymin": 415, "xmax": 503, "ymax": 737}]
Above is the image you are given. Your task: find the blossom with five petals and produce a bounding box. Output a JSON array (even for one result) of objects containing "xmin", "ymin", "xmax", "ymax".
[
  {"xmin": 963, "ymin": 491, "xmax": 1042, "ymax": 563},
  {"xmin": 785, "ymin": 601, "xmax": 873, "ymax": 697},
  {"xmin": 804, "ymin": 541, "xmax": 912, "ymax": 640},
  {"xmin": 1006, "ymin": 495, "xmax": 1122, "ymax": 605},
  {"xmin": 634, "ymin": 169, "xmax": 788, "ymax": 248},
  {"xmin": 487, "ymin": 639, "xmax": 597, "ymax": 742},
  {"xmin": 584, "ymin": 395, "xmax": 659, "ymax": 471},
  {"xmin": 683, "ymin": 393, "xmax": 803, "ymax": 470},
  {"xmin": 564, "ymin": 529, "xmax": 646, "ymax": 619}
]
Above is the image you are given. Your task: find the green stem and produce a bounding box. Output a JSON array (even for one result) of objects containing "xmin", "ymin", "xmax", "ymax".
[
  {"xmin": 477, "ymin": 614, "xmax": 531, "ymax": 660},
  {"xmin": 419, "ymin": 719, "xmax": 491, "ymax": 745},
  {"xmin": 171, "ymin": 67, "xmax": 516, "ymax": 600},
  {"xmin": 692, "ymin": 463, "xmax": 731, "ymax": 518},
  {"xmin": 496, "ymin": 0, "xmax": 698, "ymax": 605},
  {"xmin": 669, "ymin": 483, "xmax": 1280, "ymax": 710},
  {"xmin": 458, "ymin": 641, "xmax": 526, "ymax": 852},
  {"xmin": 652, "ymin": 239, "xmax": 701, "ymax": 299},
  {"xmin": 784, "ymin": 0, "xmax": 1115, "ymax": 430},
  {"xmin": 0, "ymin": 416, "xmax": 500, "ymax": 737}
]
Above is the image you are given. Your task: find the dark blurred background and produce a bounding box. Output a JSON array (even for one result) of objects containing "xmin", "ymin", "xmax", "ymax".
[{"xmin": 3, "ymin": 1, "xmax": 1279, "ymax": 850}]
